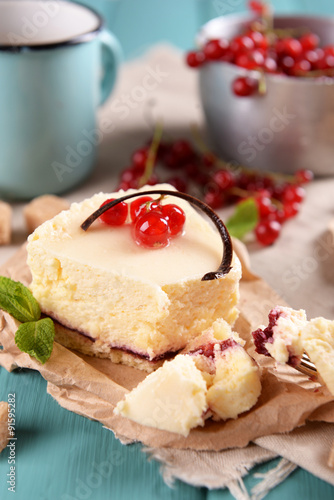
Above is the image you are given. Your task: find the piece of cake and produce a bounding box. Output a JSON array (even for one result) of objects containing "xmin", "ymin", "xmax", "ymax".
[
  {"xmin": 0, "ymin": 402, "xmax": 9, "ymax": 452},
  {"xmin": 187, "ymin": 322, "xmax": 261, "ymax": 421},
  {"xmin": 114, "ymin": 354, "xmax": 208, "ymax": 436},
  {"xmin": 252, "ymin": 306, "xmax": 307, "ymax": 366},
  {"xmin": 24, "ymin": 194, "xmax": 70, "ymax": 233},
  {"xmin": 252, "ymin": 307, "xmax": 334, "ymax": 396},
  {"xmin": 115, "ymin": 321, "xmax": 261, "ymax": 435},
  {"xmin": 302, "ymin": 318, "xmax": 334, "ymax": 395},
  {"xmin": 205, "ymin": 344, "xmax": 262, "ymax": 420},
  {"xmin": 27, "ymin": 184, "xmax": 241, "ymax": 371}
]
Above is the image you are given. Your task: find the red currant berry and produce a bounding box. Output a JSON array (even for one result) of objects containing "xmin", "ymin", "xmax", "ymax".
[
  {"xmin": 232, "ymin": 76, "xmax": 258, "ymax": 97},
  {"xmin": 299, "ymin": 33, "xmax": 320, "ymax": 52},
  {"xmin": 120, "ymin": 167, "xmax": 140, "ymax": 184},
  {"xmin": 117, "ymin": 181, "xmax": 131, "ymax": 191},
  {"xmin": 212, "ymin": 170, "xmax": 235, "ymax": 190},
  {"xmin": 134, "ymin": 211, "xmax": 170, "ymax": 249},
  {"xmin": 230, "ymin": 35, "xmax": 255, "ymax": 55},
  {"xmin": 281, "ymin": 56, "xmax": 295, "ymax": 74},
  {"xmin": 304, "ymin": 49, "xmax": 321, "ymax": 67},
  {"xmin": 204, "ymin": 39, "xmax": 229, "ymax": 60},
  {"xmin": 161, "ymin": 204, "xmax": 186, "ymax": 236},
  {"xmin": 170, "ymin": 139, "xmax": 194, "ymax": 163},
  {"xmin": 283, "ymin": 201, "xmax": 300, "ymax": 219},
  {"xmin": 235, "ymin": 50, "xmax": 265, "ymax": 70},
  {"xmin": 131, "ymin": 148, "xmax": 148, "ymax": 171},
  {"xmin": 295, "ymin": 169, "xmax": 314, "ymax": 184},
  {"xmin": 291, "ymin": 59, "xmax": 311, "ymax": 76},
  {"xmin": 255, "ymin": 195, "xmax": 276, "ymax": 219},
  {"xmin": 184, "ymin": 163, "xmax": 200, "ymax": 178},
  {"xmin": 255, "ymin": 220, "xmax": 281, "ymax": 246},
  {"xmin": 202, "ymin": 153, "xmax": 216, "ymax": 167},
  {"xmin": 248, "ymin": 31, "xmax": 269, "ymax": 50},
  {"xmin": 130, "ymin": 196, "xmax": 154, "ymax": 221},
  {"xmin": 248, "ymin": 1, "xmax": 266, "ymax": 15},
  {"xmin": 264, "ymin": 57, "xmax": 278, "ymax": 73},
  {"xmin": 99, "ymin": 198, "xmax": 128, "ymax": 226},
  {"xmin": 204, "ymin": 189, "xmax": 225, "ymax": 209},
  {"xmin": 282, "ymin": 185, "xmax": 305, "ymax": 203},
  {"xmin": 186, "ymin": 51, "xmax": 205, "ymax": 68},
  {"xmin": 146, "ymin": 174, "xmax": 160, "ymax": 186},
  {"xmin": 166, "ymin": 176, "xmax": 187, "ymax": 192},
  {"xmin": 281, "ymin": 38, "xmax": 303, "ymax": 59}
]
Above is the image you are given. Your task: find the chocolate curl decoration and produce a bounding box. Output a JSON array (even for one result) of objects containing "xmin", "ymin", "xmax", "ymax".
[{"xmin": 80, "ymin": 190, "xmax": 233, "ymax": 281}]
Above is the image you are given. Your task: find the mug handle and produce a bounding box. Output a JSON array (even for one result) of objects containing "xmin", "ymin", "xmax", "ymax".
[{"xmin": 99, "ymin": 30, "xmax": 122, "ymax": 106}]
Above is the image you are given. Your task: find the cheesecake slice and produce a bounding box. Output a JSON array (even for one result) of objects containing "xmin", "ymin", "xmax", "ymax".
[{"xmin": 27, "ymin": 184, "xmax": 241, "ymax": 370}]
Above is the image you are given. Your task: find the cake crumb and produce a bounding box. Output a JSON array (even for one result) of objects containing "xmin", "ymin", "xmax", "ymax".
[
  {"xmin": 0, "ymin": 402, "xmax": 9, "ymax": 453},
  {"xmin": 24, "ymin": 195, "xmax": 70, "ymax": 233},
  {"xmin": 0, "ymin": 201, "xmax": 12, "ymax": 245}
]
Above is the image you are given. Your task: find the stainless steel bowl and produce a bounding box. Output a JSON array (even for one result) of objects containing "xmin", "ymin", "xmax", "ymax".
[{"xmin": 198, "ymin": 13, "xmax": 334, "ymax": 176}]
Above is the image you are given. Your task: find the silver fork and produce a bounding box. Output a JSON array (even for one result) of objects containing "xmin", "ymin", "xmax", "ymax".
[{"xmin": 295, "ymin": 353, "xmax": 318, "ymax": 378}]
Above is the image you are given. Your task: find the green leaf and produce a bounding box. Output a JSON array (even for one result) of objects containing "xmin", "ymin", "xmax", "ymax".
[
  {"xmin": 226, "ymin": 198, "xmax": 259, "ymax": 240},
  {"xmin": 15, "ymin": 318, "xmax": 55, "ymax": 364},
  {"xmin": 0, "ymin": 276, "xmax": 41, "ymax": 323}
]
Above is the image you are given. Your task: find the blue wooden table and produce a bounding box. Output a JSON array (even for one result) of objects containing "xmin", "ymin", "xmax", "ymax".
[{"xmin": 1, "ymin": 1, "xmax": 334, "ymax": 498}]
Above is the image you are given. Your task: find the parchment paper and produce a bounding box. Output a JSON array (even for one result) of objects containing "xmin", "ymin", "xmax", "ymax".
[{"xmin": 0, "ymin": 245, "xmax": 333, "ymax": 453}]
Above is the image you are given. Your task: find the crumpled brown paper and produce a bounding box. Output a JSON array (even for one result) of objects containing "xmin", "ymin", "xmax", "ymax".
[{"xmin": 0, "ymin": 244, "xmax": 333, "ymax": 456}]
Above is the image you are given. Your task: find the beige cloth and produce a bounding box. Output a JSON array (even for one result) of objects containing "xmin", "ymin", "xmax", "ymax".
[{"xmin": 1, "ymin": 45, "xmax": 334, "ymax": 495}]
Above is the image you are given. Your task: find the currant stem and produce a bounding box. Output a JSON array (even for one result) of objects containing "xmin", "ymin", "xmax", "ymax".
[
  {"xmin": 80, "ymin": 190, "xmax": 233, "ymax": 280},
  {"xmin": 139, "ymin": 121, "xmax": 164, "ymax": 187}
]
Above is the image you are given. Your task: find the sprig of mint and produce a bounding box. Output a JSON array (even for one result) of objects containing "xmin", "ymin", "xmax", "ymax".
[
  {"xmin": 15, "ymin": 318, "xmax": 55, "ymax": 364},
  {"xmin": 226, "ymin": 198, "xmax": 259, "ymax": 240},
  {"xmin": 0, "ymin": 276, "xmax": 54, "ymax": 363}
]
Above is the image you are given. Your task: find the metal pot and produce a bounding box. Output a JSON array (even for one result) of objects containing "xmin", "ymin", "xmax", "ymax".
[{"xmin": 198, "ymin": 13, "xmax": 334, "ymax": 176}]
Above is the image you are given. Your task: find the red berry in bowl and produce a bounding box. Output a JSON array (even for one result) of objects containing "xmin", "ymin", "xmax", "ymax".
[
  {"xmin": 161, "ymin": 204, "xmax": 186, "ymax": 236},
  {"xmin": 230, "ymin": 35, "xmax": 255, "ymax": 55},
  {"xmin": 232, "ymin": 76, "xmax": 258, "ymax": 97},
  {"xmin": 99, "ymin": 198, "xmax": 128, "ymax": 226},
  {"xmin": 186, "ymin": 51, "xmax": 205, "ymax": 68},
  {"xmin": 134, "ymin": 211, "xmax": 170, "ymax": 249},
  {"xmin": 248, "ymin": 0, "xmax": 267, "ymax": 15},
  {"xmin": 203, "ymin": 39, "xmax": 229, "ymax": 60},
  {"xmin": 280, "ymin": 38, "xmax": 303, "ymax": 59},
  {"xmin": 299, "ymin": 32, "xmax": 320, "ymax": 51}
]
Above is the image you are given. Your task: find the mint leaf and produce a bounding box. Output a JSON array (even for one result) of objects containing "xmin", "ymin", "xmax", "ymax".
[
  {"xmin": 226, "ymin": 198, "xmax": 259, "ymax": 240},
  {"xmin": 15, "ymin": 318, "xmax": 55, "ymax": 364},
  {"xmin": 0, "ymin": 276, "xmax": 41, "ymax": 323}
]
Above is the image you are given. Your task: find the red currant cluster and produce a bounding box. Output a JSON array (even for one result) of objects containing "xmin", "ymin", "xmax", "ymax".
[
  {"xmin": 186, "ymin": 1, "xmax": 334, "ymax": 96},
  {"xmin": 99, "ymin": 196, "xmax": 186, "ymax": 249},
  {"xmin": 213, "ymin": 166, "xmax": 311, "ymax": 245},
  {"xmin": 114, "ymin": 135, "xmax": 313, "ymax": 246}
]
